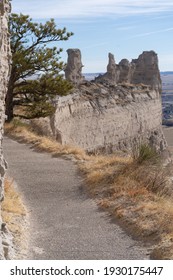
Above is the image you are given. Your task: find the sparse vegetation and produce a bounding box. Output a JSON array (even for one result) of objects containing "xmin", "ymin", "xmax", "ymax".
[
  {"xmin": 133, "ymin": 143, "xmax": 160, "ymax": 164},
  {"xmin": 4, "ymin": 120, "xmax": 173, "ymax": 259},
  {"xmin": 1, "ymin": 178, "xmax": 28, "ymax": 259}
]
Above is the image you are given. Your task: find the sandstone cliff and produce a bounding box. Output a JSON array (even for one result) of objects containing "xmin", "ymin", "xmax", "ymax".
[
  {"xmin": 0, "ymin": 0, "xmax": 12, "ymax": 259},
  {"xmin": 51, "ymin": 82, "xmax": 166, "ymax": 153},
  {"xmin": 46, "ymin": 49, "xmax": 166, "ymax": 153}
]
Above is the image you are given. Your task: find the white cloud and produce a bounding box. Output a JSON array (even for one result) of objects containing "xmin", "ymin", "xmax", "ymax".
[
  {"xmin": 131, "ymin": 27, "xmax": 173, "ymax": 38},
  {"xmin": 116, "ymin": 26, "xmax": 136, "ymax": 31},
  {"xmin": 12, "ymin": 0, "xmax": 173, "ymax": 19}
]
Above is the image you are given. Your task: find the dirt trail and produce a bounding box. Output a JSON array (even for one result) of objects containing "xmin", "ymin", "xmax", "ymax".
[{"xmin": 3, "ymin": 136, "xmax": 150, "ymax": 259}]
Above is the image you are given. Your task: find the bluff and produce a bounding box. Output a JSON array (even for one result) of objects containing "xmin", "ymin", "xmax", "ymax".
[
  {"xmin": 0, "ymin": 0, "xmax": 12, "ymax": 259},
  {"xmin": 42, "ymin": 49, "xmax": 166, "ymax": 153}
]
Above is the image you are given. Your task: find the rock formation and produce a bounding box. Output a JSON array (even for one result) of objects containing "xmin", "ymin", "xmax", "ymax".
[
  {"xmin": 51, "ymin": 83, "xmax": 166, "ymax": 153},
  {"xmin": 131, "ymin": 51, "xmax": 162, "ymax": 92},
  {"xmin": 0, "ymin": 0, "xmax": 12, "ymax": 259},
  {"xmin": 45, "ymin": 49, "xmax": 166, "ymax": 153},
  {"xmin": 95, "ymin": 53, "xmax": 118, "ymax": 84},
  {"xmin": 118, "ymin": 59, "xmax": 131, "ymax": 83},
  {"xmin": 65, "ymin": 48, "xmax": 84, "ymax": 84},
  {"xmin": 32, "ymin": 49, "xmax": 166, "ymax": 153},
  {"xmin": 95, "ymin": 51, "xmax": 162, "ymax": 92}
]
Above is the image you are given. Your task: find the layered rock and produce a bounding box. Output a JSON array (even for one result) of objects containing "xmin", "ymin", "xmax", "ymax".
[
  {"xmin": 36, "ymin": 49, "xmax": 166, "ymax": 153},
  {"xmin": 51, "ymin": 82, "xmax": 166, "ymax": 153},
  {"xmin": 65, "ymin": 48, "xmax": 84, "ymax": 84},
  {"xmin": 0, "ymin": 0, "xmax": 12, "ymax": 259},
  {"xmin": 95, "ymin": 51, "xmax": 162, "ymax": 92}
]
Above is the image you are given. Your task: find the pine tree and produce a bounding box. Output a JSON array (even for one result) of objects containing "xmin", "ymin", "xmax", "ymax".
[{"xmin": 6, "ymin": 13, "xmax": 73, "ymax": 121}]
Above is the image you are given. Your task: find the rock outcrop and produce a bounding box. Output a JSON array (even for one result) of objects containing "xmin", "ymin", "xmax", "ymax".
[
  {"xmin": 95, "ymin": 53, "xmax": 118, "ymax": 85},
  {"xmin": 95, "ymin": 51, "xmax": 162, "ymax": 92},
  {"xmin": 42, "ymin": 49, "xmax": 166, "ymax": 153},
  {"xmin": 131, "ymin": 51, "xmax": 162, "ymax": 92},
  {"xmin": 33, "ymin": 49, "xmax": 166, "ymax": 154},
  {"xmin": 0, "ymin": 0, "xmax": 12, "ymax": 259},
  {"xmin": 118, "ymin": 59, "xmax": 131, "ymax": 83},
  {"xmin": 65, "ymin": 49, "xmax": 84, "ymax": 84},
  {"xmin": 51, "ymin": 82, "xmax": 166, "ymax": 153}
]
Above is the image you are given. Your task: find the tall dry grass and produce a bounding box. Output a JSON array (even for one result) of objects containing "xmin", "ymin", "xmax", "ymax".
[
  {"xmin": 79, "ymin": 145, "xmax": 173, "ymax": 259},
  {"xmin": 1, "ymin": 178, "xmax": 28, "ymax": 259}
]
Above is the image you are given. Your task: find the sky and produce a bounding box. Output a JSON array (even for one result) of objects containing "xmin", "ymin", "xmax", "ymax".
[{"xmin": 11, "ymin": 0, "xmax": 173, "ymax": 73}]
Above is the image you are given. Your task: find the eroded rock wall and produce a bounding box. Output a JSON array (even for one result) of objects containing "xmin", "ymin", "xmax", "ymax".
[
  {"xmin": 52, "ymin": 82, "xmax": 166, "ymax": 153},
  {"xmin": 45, "ymin": 49, "xmax": 167, "ymax": 153},
  {"xmin": 0, "ymin": 0, "xmax": 11, "ymax": 259},
  {"xmin": 95, "ymin": 51, "xmax": 162, "ymax": 92},
  {"xmin": 34, "ymin": 49, "xmax": 166, "ymax": 154}
]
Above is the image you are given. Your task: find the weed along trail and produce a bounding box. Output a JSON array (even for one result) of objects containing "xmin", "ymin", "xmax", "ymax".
[{"xmin": 3, "ymin": 136, "xmax": 150, "ymax": 260}]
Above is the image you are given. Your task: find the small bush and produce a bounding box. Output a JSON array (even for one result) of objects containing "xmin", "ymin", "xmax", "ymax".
[{"xmin": 133, "ymin": 144, "xmax": 160, "ymax": 164}]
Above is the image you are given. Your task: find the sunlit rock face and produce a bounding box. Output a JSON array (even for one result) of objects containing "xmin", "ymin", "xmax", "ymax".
[
  {"xmin": 33, "ymin": 49, "xmax": 166, "ymax": 155},
  {"xmin": 50, "ymin": 49, "xmax": 166, "ymax": 153},
  {"xmin": 131, "ymin": 51, "xmax": 162, "ymax": 93},
  {"xmin": 52, "ymin": 82, "xmax": 166, "ymax": 153}
]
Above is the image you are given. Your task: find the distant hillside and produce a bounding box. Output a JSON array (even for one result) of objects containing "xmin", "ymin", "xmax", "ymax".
[
  {"xmin": 84, "ymin": 73, "xmax": 103, "ymax": 81},
  {"xmin": 161, "ymin": 71, "xmax": 173, "ymax": 76},
  {"xmin": 85, "ymin": 72, "xmax": 173, "ymax": 81},
  {"xmin": 161, "ymin": 72, "xmax": 173, "ymax": 125}
]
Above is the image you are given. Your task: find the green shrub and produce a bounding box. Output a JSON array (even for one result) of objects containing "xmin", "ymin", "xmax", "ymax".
[{"xmin": 134, "ymin": 144, "xmax": 160, "ymax": 164}]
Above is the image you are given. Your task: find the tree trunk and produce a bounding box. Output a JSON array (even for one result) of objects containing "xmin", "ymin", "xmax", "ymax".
[
  {"xmin": 5, "ymin": 83, "xmax": 14, "ymax": 122},
  {"xmin": 5, "ymin": 68, "xmax": 17, "ymax": 122},
  {"xmin": 5, "ymin": 88, "xmax": 14, "ymax": 122}
]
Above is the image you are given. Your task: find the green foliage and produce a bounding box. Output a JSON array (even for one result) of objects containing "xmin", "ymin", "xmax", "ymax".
[
  {"xmin": 6, "ymin": 13, "xmax": 73, "ymax": 121},
  {"xmin": 133, "ymin": 144, "xmax": 160, "ymax": 164},
  {"xmin": 14, "ymin": 74, "xmax": 73, "ymax": 119}
]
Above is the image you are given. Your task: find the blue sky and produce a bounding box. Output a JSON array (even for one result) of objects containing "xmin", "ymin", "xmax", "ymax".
[{"xmin": 11, "ymin": 0, "xmax": 173, "ymax": 72}]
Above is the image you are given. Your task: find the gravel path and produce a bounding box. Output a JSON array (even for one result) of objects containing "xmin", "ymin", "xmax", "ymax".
[{"xmin": 3, "ymin": 136, "xmax": 150, "ymax": 260}]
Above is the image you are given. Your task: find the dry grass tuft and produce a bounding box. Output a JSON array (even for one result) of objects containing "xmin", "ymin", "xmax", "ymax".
[
  {"xmin": 2, "ymin": 179, "xmax": 26, "ymax": 216},
  {"xmin": 5, "ymin": 120, "xmax": 89, "ymax": 160},
  {"xmin": 1, "ymin": 178, "xmax": 28, "ymax": 259},
  {"xmin": 80, "ymin": 146, "xmax": 173, "ymax": 258}
]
